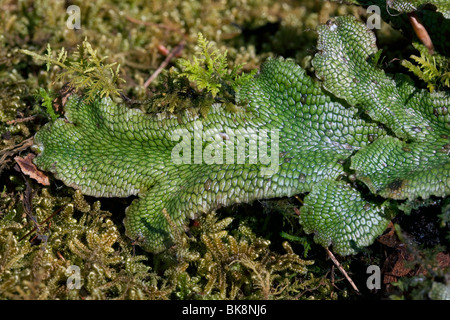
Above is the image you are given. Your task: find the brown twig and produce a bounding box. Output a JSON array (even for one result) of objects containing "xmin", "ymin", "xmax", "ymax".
[
  {"xmin": 0, "ymin": 136, "xmax": 34, "ymax": 154},
  {"xmin": 0, "ymin": 137, "xmax": 34, "ymax": 174},
  {"xmin": 19, "ymin": 206, "xmax": 65, "ymax": 242},
  {"xmin": 143, "ymin": 40, "xmax": 186, "ymax": 89},
  {"xmin": 125, "ymin": 15, "xmax": 183, "ymax": 34},
  {"xmin": 325, "ymin": 247, "xmax": 360, "ymax": 294},
  {"xmin": 6, "ymin": 115, "xmax": 37, "ymax": 125}
]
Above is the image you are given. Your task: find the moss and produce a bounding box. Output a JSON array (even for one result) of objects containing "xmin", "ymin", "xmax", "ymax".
[
  {"xmin": 401, "ymin": 42, "xmax": 450, "ymax": 92},
  {"xmin": 1, "ymin": 0, "xmax": 448, "ymax": 300},
  {"xmin": 155, "ymin": 211, "xmax": 321, "ymax": 300},
  {"xmin": 0, "ymin": 187, "xmax": 170, "ymax": 299}
]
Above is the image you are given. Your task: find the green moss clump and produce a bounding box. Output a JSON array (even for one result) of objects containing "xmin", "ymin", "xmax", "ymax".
[
  {"xmin": 401, "ymin": 42, "xmax": 450, "ymax": 92},
  {"xmin": 0, "ymin": 188, "xmax": 170, "ymax": 299},
  {"xmin": 1, "ymin": 0, "xmax": 448, "ymax": 301},
  {"xmin": 21, "ymin": 39, "xmax": 126, "ymax": 103},
  {"xmin": 157, "ymin": 211, "xmax": 321, "ymax": 300}
]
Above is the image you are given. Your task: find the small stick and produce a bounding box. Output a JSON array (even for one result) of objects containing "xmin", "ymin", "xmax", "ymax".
[
  {"xmin": 0, "ymin": 137, "xmax": 34, "ymax": 174},
  {"xmin": 6, "ymin": 115, "xmax": 37, "ymax": 125},
  {"xmin": 125, "ymin": 15, "xmax": 183, "ymax": 35},
  {"xmin": 294, "ymin": 195, "xmax": 304, "ymax": 205},
  {"xmin": 143, "ymin": 41, "xmax": 185, "ymax": 89},
  {"xmin": 19, "ymin": 206, "xmax": 65, "ymax": 242},
  {"xmin": 0, "ymin": 136, "xmax": 34, "ymax": 154},
  {"xmin": 325, "ymin": 247, "xmax": 360, "ymax": 293}
]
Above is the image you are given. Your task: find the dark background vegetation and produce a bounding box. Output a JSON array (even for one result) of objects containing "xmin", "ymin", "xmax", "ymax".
[{"xmin": 0, "ymin": 0, "xmax": 448, "ymax": 300}]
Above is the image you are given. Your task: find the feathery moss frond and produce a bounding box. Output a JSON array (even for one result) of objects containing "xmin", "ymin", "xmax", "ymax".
[
  {"xmin": 20, "ymin": 39, "xmax": 125, "ymax": 103},
  {"xmin": 177, "ymin": 33, "xmax": 256, "ymax": 99},
  {"xmin": 401, "ymin": 43, "xmax": 450, "ymax": 92}
]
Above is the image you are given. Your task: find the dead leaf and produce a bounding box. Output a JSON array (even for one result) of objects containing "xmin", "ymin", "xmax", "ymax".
[
  {"xmin": 52, "ymin": 83, "xmax": 75, "ymax": 113},
  {"xmin": 382, "ymin": 247, "xmax": 450, "ymax": 285},
  {"xmin": 377, "ymin": 221, "xmax": 399, "ymax": 248},
  {"xmin": 14, "ymin": 153, "xmax": 50, "ymax": 186}
]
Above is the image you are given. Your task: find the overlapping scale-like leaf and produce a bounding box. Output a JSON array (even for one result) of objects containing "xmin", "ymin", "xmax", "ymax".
[
  {"xmin": 33, "ymin": 57, "xmax": 384, "ymax": 253},
  {"xmin": 312, "ymin": 16, "xmax": 450, "ymax": 200},
  {"xmin": 33, "ymin": 15, "xmax": 448, "ymax": 256},
  {"xmin": 300, "ymin": 180, "xmax": 390, "ymax": 255}
]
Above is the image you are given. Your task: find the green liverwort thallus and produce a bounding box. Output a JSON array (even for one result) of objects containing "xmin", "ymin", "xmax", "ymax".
[{"xmin": 33, "ymin": 17, "xmax": 450, "ymax": 255}]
